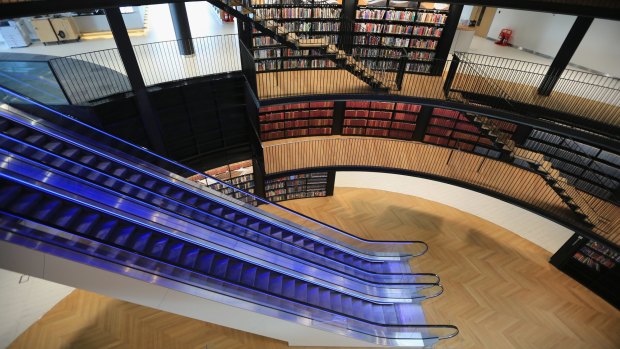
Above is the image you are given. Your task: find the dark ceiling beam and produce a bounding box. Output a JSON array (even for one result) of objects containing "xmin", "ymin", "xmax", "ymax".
[{"xmin": 1, "ymin": 0, "xmax": 620, "ymax": 20}]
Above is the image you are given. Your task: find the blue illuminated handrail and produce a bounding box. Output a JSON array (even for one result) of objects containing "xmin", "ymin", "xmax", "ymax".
[{"xmin": 0, "ymin": 85, "xmax": 425, "ymax": 257}]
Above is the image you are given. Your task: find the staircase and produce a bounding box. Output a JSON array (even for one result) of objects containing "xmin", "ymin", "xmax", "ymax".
[
  {"xmin": 211, "ymin": 0, "xmax": 393, "ymax": 90},
  {"xmin": 467, "ymin": 113, "xmax": 598, "ymax": 227}
]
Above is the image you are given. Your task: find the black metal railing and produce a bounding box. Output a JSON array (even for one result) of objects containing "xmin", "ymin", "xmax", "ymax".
[
  {"xmin": 49, "ymin": 34, "xmax": 241, "ymax": 104},
  {"xmin": 452, "ymin": 52, "xmax": 620, "ymax": 133}
]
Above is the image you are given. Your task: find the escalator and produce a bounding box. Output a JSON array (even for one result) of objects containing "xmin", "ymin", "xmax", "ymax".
[{"xmin": 0, "ymin": 86, "xmax": 458, "ymax": 346}]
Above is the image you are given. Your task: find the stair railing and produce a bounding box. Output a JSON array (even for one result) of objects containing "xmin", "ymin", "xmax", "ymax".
[{"xmin": 453, "ymin": 54, "xmax": 601, "ymax": 227}]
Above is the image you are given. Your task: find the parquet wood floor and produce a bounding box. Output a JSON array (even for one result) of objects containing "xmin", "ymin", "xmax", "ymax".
[{"xmin": 9, "ymin": 188, "xmax": 620, "ymax": 349}]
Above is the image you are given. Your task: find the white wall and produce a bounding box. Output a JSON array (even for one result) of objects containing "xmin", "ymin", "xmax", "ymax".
[
  {"xmin": 335, "ymin": 172, "xmax": 574, "ymax": 253},
  {"xmin": 460, "ymin": 5, "xmax": 474, "ymax": 22},
  {"xmin": 488, "ymin": 9, "xmax": 620, "ymax": 76},
  {"xmin": 487, "ymin": 8, "xmax": 576, "ymax": 58},
  {"xmin": 0, "ymin": 268, "xmax": 74, "ymax": 348},
  {"xmin": 571, "ymin": 19, "xmax": 620, "ymax": 77}
]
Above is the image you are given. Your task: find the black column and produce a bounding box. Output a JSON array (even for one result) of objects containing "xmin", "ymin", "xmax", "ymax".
[
  {"xmin": 105, "ymin": 8, "xmax": 166, "ymax": 154},
  {"xmin": 332, "ymin": 101, "xmax": 346, "ymax": 135},
  {"xmin": 169, "ymin": 2, "xmax": 195, "ymax": 55},
  {"xmin": 339, "ymin": 0, "xmax": 358, "ymax": 53},
  {"xmin": 430, "ymin": 4, "xmax": 463, "ymax": 76},
  {"xmin": 537, "ymin": 16, "xmax": 593, "ymax": 96},
  {"xmin": 412, "ymin": 106, "xmax": 433, "ymax": 141}
]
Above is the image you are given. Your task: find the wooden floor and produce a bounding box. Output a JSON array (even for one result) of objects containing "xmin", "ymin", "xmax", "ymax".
[{"xmin": 9, "ymin": 188, "xmax": 620, "ymax": 349}]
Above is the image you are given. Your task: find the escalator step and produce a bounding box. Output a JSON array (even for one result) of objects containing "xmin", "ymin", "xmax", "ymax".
[
  {"xmin": 330, "ymin": 293, "xmax": 342, "ymax": 313},
  {"xmin": 212, "ymin": 256, "xmax": 230, "ymax": 278},
  {"xmin": 282, "ymin": 278, "xmax": 296, "ymax": 298},
  {"xmin": 268, "ymin": 275, "xmax": 283, "ymax": 294},
  {"xmin": 241, "ymin": 266, "xmax": 257, "ymax": 286},
  {"xmin": 169, "ymin": 190, "xmax": 185, "ymax": 200},
  {"xmin": 5, "ymin": 126, "xmax": 28, "ymax": 139},
  {"xmin": 31, "ymin": 199, "xmax": 61, "ymax": 221},
  {"xmin": 132, "ymin": 232, "xmax": 152, "ymax": 252},
  {"xmin": 43, "ymin": 141, "xmax": 63, "ymax": 153},
  {"xmin": 196, "ymin": 252, "xmax": 215, "ymax": 273},
  {"xmin": 165, "ymin": 242, "xmax": 184, "ymax": 263},
  {"xmin": 11, "ymin": 192, "xmax": 41, "ymax": 214},
  {"xmin": 61, "ymin": 147, "xmax": 80, "ymax": 158},
  {"xmin": 112, "ymin": 225, "xmax": 135, "ymax": 246},
  {"xmin": 341, "ymin": 296, "xmax": 353, "ymax": 314},
  {"xmin": 95, "ymin": 161, "xmax": 113, "ymax": 172},
  {"xmin": 25, "ymin": 134, "xmax": 47, "ymax": 146},
  {"xmin": 184, "ymin": 195, "xmax": 199, "ymax": 206},
  {"xmin": 372, "ymin": 304, "xmax": 385, "ymax": 324},
  {"xmin": 295, "ymin": 283, "xmax": 308, "ymax": 302},
  {"xmin": 0, "ymin": 185, "xmax": 21, "ymax": 206},
  {"xmin": 73, "ymin": 213, "xmax": 100, "ymax": 234},
  {"xmin": 226, "ymin": 261, "xmax": 244, "ymax": 283},
  {"xmin": 181, "ymin": 247, "xmax": 200, "ymax": 268},
  {"xmin": 80, "ymin": 155, "xmax": 97, "ymax": 166},
  {"xmin": 255, "ymin": 270, "xmax": 271, "ymax": 290},
  {"xmin": 149, "ymin": 237, "xmax": 169, "ymax": 258},
  {"xmin": 307, "ymin": 286, "xmax": 320, "ymax": 305},
  {"xmin": 55, "ymin": 206, "xmax": 81, "ymax": 227},
  {"xmin": 92, "ymin": 220, "xmax": 119, "ymax": 240},
  {"xmin": 112, "ymin": 167, "xmax": 128, "ymax": 177},
  {"xmin": 318, "ymin": 290, "xmax": 331, "ymax": 308}
]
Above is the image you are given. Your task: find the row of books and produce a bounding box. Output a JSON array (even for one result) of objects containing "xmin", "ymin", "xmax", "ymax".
[
  {"xmin": 260, "ymin": 119, "xmax": 334, "ymax": 131},
  {"xmin": 260, "ymin": 110, "xmax": 333, "ymax": 122},
  {"xmin": 254, "ymin": 7, "xmax": 341, "ymax": 19},
  {"xmin": 343, "ymin": 119, "xmax": 417, "ymax": 131},
  {"xmin": 262, "ymin": 128, "xmax": 332, "ymax": 140},
  {"xmin": 353, "ymin": 36, "xmax": 438, "ymax": 49},
  {"xmin": 260, "ymin": 102, "xmax": 334, "ymax": 112},
  {"xmin": 406, "ymin": 62, "xmax": 432, "ymax": 73},
  {"xmin": 359, "ymin": 59, "xmax": 399, "ymax": 70},
  {"xmin": 354, "ymin": 24, "xmax": 443, "ymax": 37},
  {"xmin": 417, "ymin": 13, "xmax": 447, "ymax": 24},
  {"xmin": 255, "ymin": 59, "xmax": 337, "ymax": 71}
]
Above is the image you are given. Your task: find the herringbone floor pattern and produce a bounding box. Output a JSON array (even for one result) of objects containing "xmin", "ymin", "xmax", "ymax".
[{"xmin": 9, "ymin": 188, "xmax": 620, "ymax": 349}]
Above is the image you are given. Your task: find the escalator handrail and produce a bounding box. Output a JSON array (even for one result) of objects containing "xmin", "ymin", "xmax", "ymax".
[{"xmin": 0, "ymin": 211, "xmax": 459, "ymax": 344}]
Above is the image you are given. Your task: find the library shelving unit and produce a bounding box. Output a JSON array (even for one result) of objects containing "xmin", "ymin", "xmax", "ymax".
[
  {"xmin": 251, "ymin": 0, "xmax": 342, "ymax": 72},
  {"xmin": 520, "ymin": 129, "xmax": 620, "ymax": 203},
  {"xmin": 551, "ymin": 234, "xmax": 620, "ymax": 309},
  {"xmin": 259, "ymin": 101, "xmax": 335, "ymax": 140},
  {"xmin": 353, "ymin": 1, "xmax": 450, "ymax": 74},
  {"xmin": 343, "ymin": 101, "xmax": 419, "ymax": 140},
  {"xmin": 423, "ymin": 108, "xmax": 506, "ymax": 158},
  {"xmin": 265, "ymin": 171, "xmax": 335, "ymax": 202},
  {"xmin": 188, "ymin": 160, "xmax": 258, "ymax": 206}
]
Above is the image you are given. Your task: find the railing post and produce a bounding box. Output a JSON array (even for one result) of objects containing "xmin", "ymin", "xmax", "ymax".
[
  {"xmin": 443, "ymin": 55, "xmax": 460, "ymax": 98},
  {"xmin": 395, "ymin": 49, "xmax": 407, "ymax": 91}
]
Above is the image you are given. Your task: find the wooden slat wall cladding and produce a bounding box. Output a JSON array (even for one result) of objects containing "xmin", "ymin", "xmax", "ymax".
[{"xmin": 263, "ymin": 136, "xmax": 620, "ymax": 244}]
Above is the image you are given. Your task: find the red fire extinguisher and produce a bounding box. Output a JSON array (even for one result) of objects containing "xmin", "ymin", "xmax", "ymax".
[{"xmin": 495, "ymin": 28, "xmax": 512, "ymax": 46}]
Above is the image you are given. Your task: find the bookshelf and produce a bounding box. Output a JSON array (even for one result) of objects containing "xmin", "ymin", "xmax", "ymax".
[
  {"xmin": 551, "ymin": 234, "xmax": 620, "ymax": 309},
  {"xmin": 342, "ymin": 101, "xmax": 419, "ymax": 140},
  {"xmin": 250, "ymin": 1, "xmax": 454, "ymax": 75},
  {"xmin": 187, "ymin": 160, "xmax": 258, "ymax": 206},
  {"xmin": 423, "ymin": 108, "xmax": 507, "ymax": 158},
  {"xmin": 259, "ymin": 101, "xmax": 335, "ymax": 141},
  {"xmin": 353, "ymin": 2, "xmax": 449, "ymax": 74},
  {"xmin": 519, "ymin": 129, "xmax": 619, "ymax": 203},
  {"xmin": 265, "ymin": 171, "xmax": 335, "ymax": 202},
  {"xmin": 252, "ymin": 0, "xmax": 342, "ymax": 73}
]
